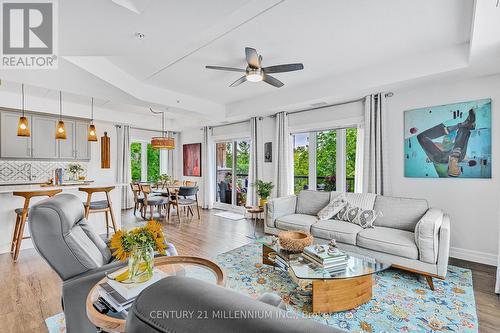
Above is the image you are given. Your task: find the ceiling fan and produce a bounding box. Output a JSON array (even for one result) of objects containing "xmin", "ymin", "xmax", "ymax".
[{"xmin": 205, "ymin": 47, "xmax": 304, "ymax": 88}]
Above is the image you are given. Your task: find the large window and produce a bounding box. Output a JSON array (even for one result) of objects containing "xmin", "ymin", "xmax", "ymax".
[
  {"xmin": 130, "ymin": 141, "xmax": 162, "ymax": 182},
  {"xmin": 293, "ymin": 127, "xmax": 358, "ymax": 194}
]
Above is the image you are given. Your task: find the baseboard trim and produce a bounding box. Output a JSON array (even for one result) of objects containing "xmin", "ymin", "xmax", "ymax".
[{"xmin": 450, "ymin": 247, "xmax": 497, "ymax": 266}]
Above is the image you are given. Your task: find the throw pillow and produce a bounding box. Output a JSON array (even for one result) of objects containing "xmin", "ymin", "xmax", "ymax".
[
  {"xmin": 334, "ymin": 202, "xmax": 351, "ymax": 220},
  {"xmin": 317, "ymin": 196, "xmax": 347, "ymax": 220},
  {"xmin": 353, "ymin": 209, "xmax": 378, "ymax": 228}
]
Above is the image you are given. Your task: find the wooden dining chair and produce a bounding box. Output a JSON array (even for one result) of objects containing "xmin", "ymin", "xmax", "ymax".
[
  {"xmin": 130, "ymin": 183, "xmax": 144, "ymax": 216},
  {"xmin": 11, "ymin": 189, "xmax": 62, "ymax": 261},
  {"xmin": 139, "ymin": 184, "xmax": 169, "ymax": 220},
  {"xmin": 184, "ymin": 180, "xmax": 198, "ymax": 187},
  {"xmin": 79, "ymin": 186, "xmax": 117, "ymax": 238},
  {"xmin": 167, "ymin": 186, "xmax": 200, "ymax": 222}
]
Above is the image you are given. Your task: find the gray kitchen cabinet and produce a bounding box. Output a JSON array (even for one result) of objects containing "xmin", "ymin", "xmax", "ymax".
[
  {"xmin": 58, "ymin": 120, "xmax": 75, "ymax": 159},
  {"xmin": 32, "ymin": 116, "xmax": 58, "ymax": 158},
  {"xmin": 75, "ymin": 122, "xmax": 91, "ymax": 160},
  {"xmin": 0, "ymin": 112, "xmax": 32, "ymax": 158}
]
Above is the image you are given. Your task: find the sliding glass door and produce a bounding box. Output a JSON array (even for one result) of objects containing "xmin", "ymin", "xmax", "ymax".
[{"xmin": 214, "ymin": 139, "xmax": 250, "ymax": 210}]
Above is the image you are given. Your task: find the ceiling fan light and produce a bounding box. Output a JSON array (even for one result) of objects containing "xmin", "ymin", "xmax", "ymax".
[
  {"xmin": 88, "ymin": 124, "xmax": 98, "ymax": 141},
  {"xmin": 17, "ymin": 116, "xmax": 30, "ymax": 137},
  {"xmin": 246, "ymin": 72, "xmax": 263, "ymax": 82},
  {"xmin": 56, "ymin": 120, "xmax": 67, "ymax": 140}
]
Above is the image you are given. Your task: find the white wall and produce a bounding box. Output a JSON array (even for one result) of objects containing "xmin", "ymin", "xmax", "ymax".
[{"xmin": 385, "ymin": 74, "xmax": 500, "ymax": 265}]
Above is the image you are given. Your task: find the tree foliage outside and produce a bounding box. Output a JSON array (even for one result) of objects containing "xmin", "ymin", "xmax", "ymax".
[
  {"xmin": 147, "ymin": 143, "xmax": 160, "ymax": 181},
  {"xmin": 293, "ymin": 128, "xmax": 357, "ymax": 194},
  {"xmin": 131, "ymin": 142, "xmax": 142, "ymax": 181}
]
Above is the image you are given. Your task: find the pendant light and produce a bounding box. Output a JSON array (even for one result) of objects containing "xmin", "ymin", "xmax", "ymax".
[
  {"xmin": 17, "ymin": 84, "xmax": 30, "ymax": 137},
  {"xmin": 56, "ymin": 91, "xmax": 67, "ymax": 140},
  {"xmin": 87, "ymin": 97, "xmax": 98, "ymax": 141},
  {"xmin": 150, "ymin": 108, "xmax": 175, "ymax": 150}
]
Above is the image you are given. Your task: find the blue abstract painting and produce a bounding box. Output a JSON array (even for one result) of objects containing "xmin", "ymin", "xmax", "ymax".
[{"xmin": 404, "ymin": 99, "xmax": 491, "ymax": 178}]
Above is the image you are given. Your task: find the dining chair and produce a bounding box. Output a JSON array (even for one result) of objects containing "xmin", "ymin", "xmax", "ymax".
[
  {"xmin": 130, "ymin": 183, "xmax": 144, "ymax": 216},
  {"xmin": 167, "ymin": 186, "xmax": 200, "ymax": 222},
  {"xmin": 140, "ymin": 184, "xmax": 169, "ymax": 220},
  {"xmin": 184, "ymin": 180, "xmax": 198, "ymax": 187}
]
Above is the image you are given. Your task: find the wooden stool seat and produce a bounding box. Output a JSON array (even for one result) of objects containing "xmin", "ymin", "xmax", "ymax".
[
  {"xmin": 11, "ymin": 189, "xmax": 62, "ymax": 262},
  {"xmin": 83, "ymin": 200, "xmax": 110, "ymax": 210},
  {"xmin": 79, "ymin": 186, "xmax": 117, "ymax": 238}
]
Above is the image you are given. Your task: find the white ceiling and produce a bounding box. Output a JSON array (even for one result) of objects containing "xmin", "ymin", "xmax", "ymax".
[{"xmin": 1, "ymin": 0, "xmax": 499, "ymax": 129}]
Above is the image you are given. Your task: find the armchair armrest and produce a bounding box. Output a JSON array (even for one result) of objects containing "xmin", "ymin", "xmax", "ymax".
[
  {"xmin": 266, "ymin": 195, "xmax": 297, "ymax": 228},
  {"xmin": 414, "ymin": 208, "xmax": 444, "ymax": 264}
]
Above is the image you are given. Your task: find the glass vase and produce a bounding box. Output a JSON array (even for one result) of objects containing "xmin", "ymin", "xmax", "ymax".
[{"xmin": 128, "ymin": 245, "xmax": 154, "ymax": 283}]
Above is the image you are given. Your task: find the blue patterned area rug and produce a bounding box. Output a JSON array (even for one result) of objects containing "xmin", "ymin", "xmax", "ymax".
[{"xmin": 213, "ymin": 240, "xmax": 478, "ymax": 333}]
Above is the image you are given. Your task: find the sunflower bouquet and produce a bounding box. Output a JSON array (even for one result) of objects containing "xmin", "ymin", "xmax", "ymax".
[{"xmin": 110, "ymin": 220, "xmax": 166, "ymax": 283}]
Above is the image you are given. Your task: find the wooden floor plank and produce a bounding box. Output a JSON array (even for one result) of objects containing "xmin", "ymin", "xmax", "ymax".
[{"xmin": 0, "ymin": 209, "xmax": 497, "ymax": 333}]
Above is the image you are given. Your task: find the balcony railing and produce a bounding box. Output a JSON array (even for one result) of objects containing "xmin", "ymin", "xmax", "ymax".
[{"xmin": 294, "ymin": 175, "xmax": 355, "ymax": 193}]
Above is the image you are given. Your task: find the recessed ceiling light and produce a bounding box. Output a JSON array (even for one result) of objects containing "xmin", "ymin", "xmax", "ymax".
[{"xmin": 135, "ymin": 32, "xmax": 145, "ymax": 39}]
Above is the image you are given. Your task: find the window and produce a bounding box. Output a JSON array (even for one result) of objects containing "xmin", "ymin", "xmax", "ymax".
[
  {"xmin": 292, "ymin": 127, "xmax": 358, "ymax": 194},
  {"xmin": 130, "ymin": 141, "xmax": 162, "ymax": 182}
]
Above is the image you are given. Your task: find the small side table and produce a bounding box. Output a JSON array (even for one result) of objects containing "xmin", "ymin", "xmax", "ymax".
[{"xmin": 246, "ymin": 206, "xmax": 264, "ymax": 239}]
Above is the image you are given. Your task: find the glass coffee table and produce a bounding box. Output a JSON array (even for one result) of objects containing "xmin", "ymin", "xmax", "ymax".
[{"xmin": 262, "ymin": 241, "xmax": 390, "ymax": 313}]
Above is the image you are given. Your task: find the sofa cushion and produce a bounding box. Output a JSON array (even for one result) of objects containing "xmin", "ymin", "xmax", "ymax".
[
  {"xmin": 373, "ymin": 196, "xmax": 428, "ymax": 231},
  {"xmin": 317, "ymin": 195, "xmax": 346, "ymax": 220},
  {"xmin": 344, "ymin": 192, "xmax": 377, "ymax": 210},
  {"xmin": 311, "ymin": 220, "xmax": 363, "ymax": 245},
  {"xmin": 296, "ymin": 190, "xmax": 331, "ymax": 215},
  {"xmin": 276, "ymin": 214, "xmax": 318, "ymax": 232},
  {"xmin": 357, "ymin": 227, "xmax": 418, "ymax": 260}
]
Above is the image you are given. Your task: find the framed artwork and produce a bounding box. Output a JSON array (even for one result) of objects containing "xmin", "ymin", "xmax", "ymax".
[
  {"xmin": 183, "ymin": 143, "xmax": 202, "ymax": 177},
  {"xmin": 264, "ymin": 142, "xmax": 272, "ymax": 162},
  {"xmin": 404, "ymin": 98, "xmax": 491, "ymax": 178}
]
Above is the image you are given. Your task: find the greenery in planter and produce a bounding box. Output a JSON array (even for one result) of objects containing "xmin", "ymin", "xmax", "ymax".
[
  {"xmin": 159, "ymin": 174, "xmax": 171, "ymax": 182},
  {"xmin": 253, "ymin": 180, "xmax": 274, "ymax": 199},
  {"xmin": 67, "ymin": 164, "xmax": 84, "ymax": 179}
]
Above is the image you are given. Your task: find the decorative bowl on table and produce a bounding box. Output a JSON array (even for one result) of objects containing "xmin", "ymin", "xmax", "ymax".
[{"xmin": 278, "ymin": 231, "xmax": 313, "ymax": 253}]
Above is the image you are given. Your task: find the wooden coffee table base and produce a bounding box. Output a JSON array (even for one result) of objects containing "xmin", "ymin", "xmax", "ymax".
[{"xmin": 311, "ymin": 275, "xmax": 373, "ymax": 313}]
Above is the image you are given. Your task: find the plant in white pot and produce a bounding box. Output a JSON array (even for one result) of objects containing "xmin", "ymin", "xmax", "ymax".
[{"xmin": 253, "ymin": 180, "xmax": 274, "ymax": 207}]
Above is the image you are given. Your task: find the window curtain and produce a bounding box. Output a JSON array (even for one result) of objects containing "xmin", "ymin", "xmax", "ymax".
[
  {"xmin": 202, "ymin": 126, "xmax": 215, "ymax": 209},
  {"xmin": 167, "ymin": 131, "xmax": 175, "ymax": 179},
  {"xmin": 362, "ymin": 94, "xmax": 388, "ymax": 195},
  {"xmin": 246, "ymin": 117, "xmax": 259, "ymax": 206},
  {"xmin": 273, "ymin": 112, "xmax": 293, "ymax": 197},
  {"xmin": 115, "ymin": 125, "xmax": 133, "ymax": 209},
  {"xmin": 354, "ymin": 124, "xmax": 365, "ymax": 193}
]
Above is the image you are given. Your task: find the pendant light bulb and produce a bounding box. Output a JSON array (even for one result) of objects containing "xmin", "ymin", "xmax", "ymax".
[
  {"xmin": 88, "ymin": 97, "xmax": 98, "ymax": 141},
  {"xmin": 17, "ymin": 83, "xmax": 31, "ymax": 137},
  {"xmin": 56, "ymin": 91, "xmax": 67, "ymax": 140}
]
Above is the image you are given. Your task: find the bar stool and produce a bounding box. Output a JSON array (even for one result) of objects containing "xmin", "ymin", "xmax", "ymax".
[
  {"xmin": 11, "ymin": 189, "xmax": 62, "ymax": 262},
  {"xmin": 79, "ymin": 186, "xmax": 117, "ymax": 238}
]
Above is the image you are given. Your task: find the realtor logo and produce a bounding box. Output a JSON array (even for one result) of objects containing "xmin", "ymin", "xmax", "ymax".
[{"xmin": 1, "ymin": 0, "xmax": 58, "ymax": 68}]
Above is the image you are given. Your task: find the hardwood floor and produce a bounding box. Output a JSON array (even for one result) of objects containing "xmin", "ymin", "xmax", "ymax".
[{"xmin": 0, "ymin": 209, "xmax": 498, "ymax": 332}]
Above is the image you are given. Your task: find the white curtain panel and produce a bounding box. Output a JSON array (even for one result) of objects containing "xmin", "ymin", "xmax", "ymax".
[
  {"xmin": 167, "ymin": 131, "xmax": 175, "ymax": 178},
  {"xmin": 273, "ymin": 112, "xmax": 293, "ymax": 197},
  {"xmin": 202, "ymin": 127, "xmax": 215, "ymax": 209},
  {"xmin": 362, "ymin": 94, "xmax": 388, "ymax": 195},
  {"xmin": 115, "ymin": 125, "xmax": 133, "ymax": 209},
  {"xmin": 246, "ymin": 117, "xmax": 259, "ymax": 206},
  {"xmin": 354, "ymin": 124, "xmax": 365, "ymax": 193}
]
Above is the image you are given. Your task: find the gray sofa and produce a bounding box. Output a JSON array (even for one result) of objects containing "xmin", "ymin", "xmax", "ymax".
[
  {"xmin": 266, "ymin": 190, "xmax": 450, "ymax": 289},
  {"xmin": 126, "ymin": 276, "xmax": 343, "ymax": 333}
]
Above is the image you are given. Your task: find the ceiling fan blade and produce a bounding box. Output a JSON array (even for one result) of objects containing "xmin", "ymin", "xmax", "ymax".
[
  {"xmin": 205, "ymin": 65, "xmax": 246, "ymax": 72},
  {"xmin": 262, "ymin": 63, "xmax": 304, "ymax": 74},
  {"xmin": 245, "ymin": 47, "xmax": 260, "ymax": 68},
  {"xmin": 230, "ymin": 76, "xmax": 247, "ymax": 87},
  {"xmin": 263, "ymin": 74, "xmax": 284, "ymax": 88}
]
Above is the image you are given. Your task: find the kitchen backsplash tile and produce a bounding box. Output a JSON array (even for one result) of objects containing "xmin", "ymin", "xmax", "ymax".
[{"xmin": 0, "ymin": 160, "xmax": 88, "ymax": 184}]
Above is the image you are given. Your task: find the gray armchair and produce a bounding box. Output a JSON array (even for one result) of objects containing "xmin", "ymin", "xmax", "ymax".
[
  {"xmin": 126, "ymin": 276, "xmax": 344, "ymax": 333},
  {"xmin": 28, "ymin": 193, "xmax": 126, "ymax": 333}
]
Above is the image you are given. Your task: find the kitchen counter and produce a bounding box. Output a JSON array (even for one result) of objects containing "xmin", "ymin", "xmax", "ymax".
[{"xmin": 0, "ymin": 183, "xmax": 127, "ymax": 255}]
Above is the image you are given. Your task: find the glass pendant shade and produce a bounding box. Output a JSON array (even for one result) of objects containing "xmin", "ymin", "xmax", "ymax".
[
  {"xmin": 56, "ymin": 120, "xmax": 67, "ymax": 139},
  {"xmin": 88, "ymin": 124, "xmax": 98, "ymax": 141},
  {"xmin": 17, "ymin": 116, "xmax": 30, "ymax": 137},
  {"xmin": 151, "ymin": 136, "xmax": 175, "ymax": 149},
  {"xmin": 17, "ymin": 84, "xmax": 30, "ymax": 137}
]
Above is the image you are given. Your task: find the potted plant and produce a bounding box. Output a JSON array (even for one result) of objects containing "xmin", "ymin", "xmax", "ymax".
[
  {"xmin": 253, "ymin": 179, "xmax": 274, "ymax": 207},
  {"xmin": 67, "ymin": 163, "xmax": 84, "ymax": 181},
  {"xmin": 110, "ymin": 220, "xmax": 167, "ymax": 283}
]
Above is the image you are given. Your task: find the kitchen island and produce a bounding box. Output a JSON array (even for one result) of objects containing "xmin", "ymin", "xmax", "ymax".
[{"xmin": 0, "ymin": 183, "xmax": 126, "ymax": 255}]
